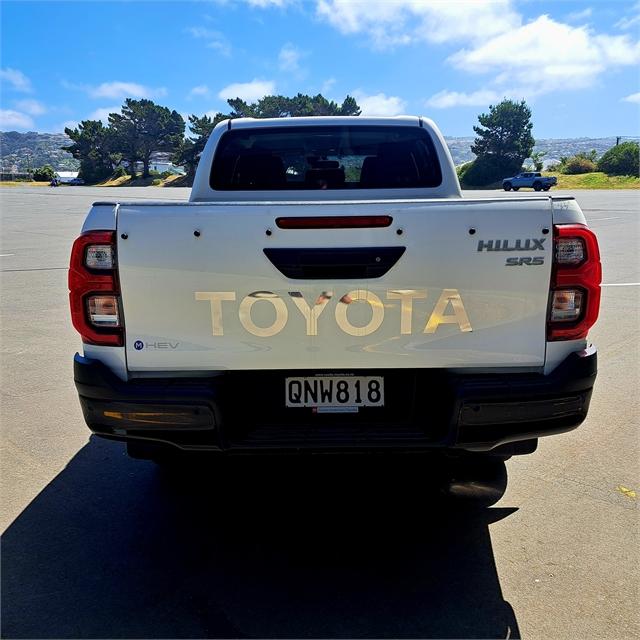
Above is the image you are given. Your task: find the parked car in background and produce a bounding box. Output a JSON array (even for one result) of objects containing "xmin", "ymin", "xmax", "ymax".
[
  {"xmin": 68, "ymin": 177, "xmax": 85, "ymax": 186},
  {"xmin": 503, "ymin": 172, "xmax": 557, "ymax": 191}
]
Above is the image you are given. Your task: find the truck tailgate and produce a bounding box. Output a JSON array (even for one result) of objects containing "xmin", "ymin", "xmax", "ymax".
[{"xmin": 116, "ymin": 198, "xmax": 552, "ymax": 371}]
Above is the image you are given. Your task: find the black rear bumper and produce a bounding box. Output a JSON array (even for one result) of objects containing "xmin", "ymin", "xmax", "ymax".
[{"xmin": 74, "ymin": 347, "xmax": 596, "ymax": 454}]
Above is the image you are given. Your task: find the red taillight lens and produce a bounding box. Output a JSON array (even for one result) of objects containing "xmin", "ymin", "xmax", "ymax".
[
  {"xmin": 69, "ymin": 231, "xmax": 123, "ymax": 346},
  {"xmin": 548, "ymin": 224, "xmax": 601, "ymax": 341}
]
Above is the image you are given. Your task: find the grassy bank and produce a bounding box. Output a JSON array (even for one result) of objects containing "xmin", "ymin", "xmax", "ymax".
[
  {"xmin": 460, "ymin": 171, "xmax": 639, "ymax": 190},
  {"xmin": 0, "ymin": 181, "xmax": 51, "ymax": 187},
  {"xmin": 98, "ymin": 174, "xmax": 187, "ymax": 187},
  {"xmin": 549, "ymin": 172, "xmax": 639, "ymax": 189}
]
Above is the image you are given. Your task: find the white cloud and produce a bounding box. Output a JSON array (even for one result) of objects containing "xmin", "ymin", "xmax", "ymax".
[
  {"xmin": 316, "ymin": 0, "xmax": 520, "ymax": 49},
  {"xmin": 615, "ymin": 1, "xmax": 640, "ymax": 30},
  {"xmin": 14, "ymin": 99, "xmax": 46, "ymax": 116},
  {"xmin": 321, "ymin": 77, "xmax": 336, "ymax": 95},
  {"xmin": 566, "ymin": 7, "xmax": 593, "ymax": 22},
  {"xmin": 188, "ymin": 84, "xmax": 211, "ymax": 99},
  {"xmin": 186, "ymin": 27, "xmax": 231, "ymax": 56},
  {"xmin": 353, "ymin": 91, "xmax": 407, "ymax": 116},
  {"xmin": 622, "ymin": 92, "xmax": 640, "ymax": 104},
  {"xmin": 90, "ymin": 82, "xmax": 167, "ymax": 100},
  {"xmin": 89, "ymin": 106, "xmax": 120, "ymax": 123},
  {"xmin": 246, "ymin": 0, "xmax": 291, "ymax": 7},
  {"xmin": 0, "ymin": 68, "xmax": 33, "ymax": 93},
  {"xmin": 0, "ymin": 109, "xmax": 34, "ymax": 129},
  {"xmin": 426, "ymin": 90, "xmax": 504, "ymax": 109},
  {"xmin": 218, "ymin": 79, "xmax": 276, "ymax": 102},
  {"xmin": 449, "ymin": 15, "xmax": 640, "ymax": 96},
  {"xmin": 278, "ymin": 43, "xmax": 303, "ymax": 72}
]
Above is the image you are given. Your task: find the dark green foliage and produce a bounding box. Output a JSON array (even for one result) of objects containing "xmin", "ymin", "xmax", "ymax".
[
  {"xmin": 112, "ymin": 165, "xmax": 128, "ymax": 178},
  {"xmin": 227, "ymin": 93, "xmax": 361, "ymax": 118},
  {"xmin": 460, "ymin": 155, "xmax": 523, "ymax": 187},
  {"xmin": 109, "ymin": 99, "xmax": 185, "ymax": 178},
  {"xmin": 32, "ymin": 165, "xmax": 56, "ymax": 181},
  {"xmin": 468, "ymin": 99, "xmax": 535, "ymax": 185},
  {"xmin": 173, "ymin": 113, "xmax": 222, "ymax": 178},
  {"xmin": 597, "ymin": 142, "xmax": 640, "ymax": 176},
  {"xmin": 562, "ymin": 154, "xmax": 597, "ymax": 174},
  {"xmin": 62, "ymin": 120, "xmax": 115, "ymax": 183}
]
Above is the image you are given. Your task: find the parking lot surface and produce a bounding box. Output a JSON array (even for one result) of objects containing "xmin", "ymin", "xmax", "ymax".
[{"xmin": 1, "ymin": 186, "xmax": 638, "ymax": 639}]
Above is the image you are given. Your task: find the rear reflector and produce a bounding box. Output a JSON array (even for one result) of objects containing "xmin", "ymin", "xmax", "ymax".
[{"xmin": 276, "ymin": 215, "xmax": 393, "ymax": 229}]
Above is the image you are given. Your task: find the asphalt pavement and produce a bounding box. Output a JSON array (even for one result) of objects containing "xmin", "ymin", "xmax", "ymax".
[{"xmin": 1, "ymin": 186, "xmax": 638, "ymax": 639}]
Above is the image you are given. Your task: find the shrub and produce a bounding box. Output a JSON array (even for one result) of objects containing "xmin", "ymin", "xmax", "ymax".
[
  {"xmin": 562, "ymin": 156, "xmax": 597, "ymax": 175},
  {"xmin": 456, "ymin": 161, "xmax": 473, "ymax": 180},
  {"xmin": 112, "ymin": 166, "xmax": 128, "ymax": 178},
  {"xmin": 597, "ymin": 142, "xmax": 640, "ymax": 176},
  {"xmin": 460, "ymin": 155, "xmax": 522, "ymax": 187},
  {"xmin": 151, "ymin": 178, "xmax": 162, "ymax": 186},
  {"xmin": 32, "ymin": 165, "xmax": 56, "ymax": 181},
  {"xmin": 159, "ymin": 171, "xmax": 172, "ymax": 179}
]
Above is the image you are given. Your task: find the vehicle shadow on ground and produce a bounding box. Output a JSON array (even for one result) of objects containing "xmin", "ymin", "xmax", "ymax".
[{"xmin": 2, "ymin": 436, "xmax": 520, "ymax": 639}]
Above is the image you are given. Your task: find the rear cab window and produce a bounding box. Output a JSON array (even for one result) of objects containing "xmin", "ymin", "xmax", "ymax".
[{"xmin": 210, "ymin": 125, "xmax": 442, "ymax": 190}]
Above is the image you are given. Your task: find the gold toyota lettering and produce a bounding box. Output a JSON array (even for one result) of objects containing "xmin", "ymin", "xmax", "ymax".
[{"xmin": 195, "ymin": 289, "xmax": 472, "ymax": 336}]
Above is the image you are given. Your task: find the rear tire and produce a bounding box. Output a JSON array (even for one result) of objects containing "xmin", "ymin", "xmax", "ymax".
[
  {"xmin": 543, "ymin": 186, "xmax": 551, "ymax": 191},
  {"xmin": 503, "ymin": 182, "xmax": 512, "ymax": 191},
  {"xmin": 533, "ymin": 181, "xmax": 542, "ymax": 191}
]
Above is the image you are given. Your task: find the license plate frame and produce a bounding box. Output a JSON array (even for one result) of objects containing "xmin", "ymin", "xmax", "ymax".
[{"xmin": 285, "ymin": 375, "xmax": 385, "ymax": 409}]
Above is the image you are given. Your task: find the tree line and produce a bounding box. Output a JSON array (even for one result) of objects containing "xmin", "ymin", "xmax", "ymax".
[
  {"xmin": 62, "ymin": 94, "xmax": 361, "ymax": 183},
  {"xmin": 60, "ymin": 93, "xmax": 638, "ymax": 186}
]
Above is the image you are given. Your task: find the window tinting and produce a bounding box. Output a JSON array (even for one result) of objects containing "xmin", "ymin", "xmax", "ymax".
[{"xmin": 210, "ymin": 125, "xmax": 442, "ymax": 190}]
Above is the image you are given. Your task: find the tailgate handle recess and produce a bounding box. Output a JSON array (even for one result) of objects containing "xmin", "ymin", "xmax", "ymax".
[{"xmin": 263, "ymin": 247, "xmax": 406, "ymax": 279}]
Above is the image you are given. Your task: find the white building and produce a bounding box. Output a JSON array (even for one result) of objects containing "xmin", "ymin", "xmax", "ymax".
[{"xmin": 55, "ymin": 171, "xmax": 80, "ymax": 183}]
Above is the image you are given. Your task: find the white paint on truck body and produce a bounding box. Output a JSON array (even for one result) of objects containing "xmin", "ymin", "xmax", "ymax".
[{"xmin": 115, "ymin": 197, "xmax": 554, "ymax": 372}]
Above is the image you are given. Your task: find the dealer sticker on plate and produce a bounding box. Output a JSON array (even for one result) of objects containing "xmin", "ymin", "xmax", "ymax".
[{"xmin": 285, "ymin": 376, "xmax": 384, "ymax": 409}]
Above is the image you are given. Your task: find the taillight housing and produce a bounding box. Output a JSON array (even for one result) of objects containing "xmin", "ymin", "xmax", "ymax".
[
  {"xmin": 69, "ymin": 231, "xmax": 123, "ymax": 346},
  {"xmin": 548, "ymin": 224, "xmax": 601, "ymax": 341}
]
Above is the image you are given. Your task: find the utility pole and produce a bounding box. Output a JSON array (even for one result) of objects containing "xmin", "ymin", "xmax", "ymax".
[{"xmin": 616, "ymin": 137, "xmax": 621, "ymax": 146}]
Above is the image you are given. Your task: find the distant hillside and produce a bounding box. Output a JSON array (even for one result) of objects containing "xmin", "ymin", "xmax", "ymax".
[
  {"xmin": 0, "ymin": 130, "xmax": 634, "ymax": 173},
  {"xmin": 0, "ymin": 131, "xmax": 79, "ymax": 172},
  {"xmin": 445, "ymin": 136, "xmax": 632, "ymax": 167}
]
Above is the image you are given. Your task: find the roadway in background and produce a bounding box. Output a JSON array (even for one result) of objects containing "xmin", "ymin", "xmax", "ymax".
[{"xmin": 1, "ymin": 186, "xmax": 638, "ymax": 639}]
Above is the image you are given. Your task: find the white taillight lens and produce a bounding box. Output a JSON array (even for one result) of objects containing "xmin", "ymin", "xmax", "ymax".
[
  {"xmin": 86, "ymin": 245, "xmax": 114, "ymax": 269},
  {"xmin": 550, "ymin": 289, "xmax": 584, "ymax": 322},
  {"xmin": 88, "ymin": 295, "xmax": 120, "ymax": 327},
  {"xmin": 556, "ymin": 238, "xmax": 585, "ymax": 265}
]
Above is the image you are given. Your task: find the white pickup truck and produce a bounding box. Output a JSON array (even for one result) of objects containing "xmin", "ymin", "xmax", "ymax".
[{"xmin": 70, "ymin": 116, "xmax": 601, "ymax": 485}]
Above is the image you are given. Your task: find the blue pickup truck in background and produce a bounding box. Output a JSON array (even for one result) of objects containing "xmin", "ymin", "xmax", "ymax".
[{"xmin": 503, "ymin": 172, "xmax": 557, "ymax": 191}]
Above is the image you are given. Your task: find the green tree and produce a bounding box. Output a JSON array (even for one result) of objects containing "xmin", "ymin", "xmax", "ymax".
[
  {"xmin": 32, "ymin": 165, "xmax": 56, "ymax": 181},
  {"xmin": 530, "ymin": 150, "xmax": 547, "ymax": 171},
  {"xmin": 62, "ymin": 120, "xmax": 115, "ymax": 183},
  {"xmin": 174, "ymin": 113, "xmax": 226, "ymax": 178},
  {"xmin": 464, "ymin": 99, "xmax": 535, "ymax": 186},
  {"xmin": 597, "ymin": 141, "xmax": 639, "ymax": 176},
  {"xmin": 109, "ymin": 99, "xmax": 185, "ymax": 178},
  {"xmin": 227, "ymin": 93, "xmax": 361, "ymax": 118},
  {"xmin": 176, "ymin": 94, "xmax": 361, "ymax": 178}
]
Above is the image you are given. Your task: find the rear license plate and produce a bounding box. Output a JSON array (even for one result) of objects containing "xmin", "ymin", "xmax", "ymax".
[{"xmin": 285, "ymin": 376, "xmax": 384, "ymax": 408}]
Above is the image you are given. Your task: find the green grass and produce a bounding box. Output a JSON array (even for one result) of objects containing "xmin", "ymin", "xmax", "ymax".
[
  {"xmin": 546, "ymin": 172, "xmax": 639, "ymax": 189},
  {"xmin": 460, "ymin": 171, "xmax": 639, "ymax": 190}
]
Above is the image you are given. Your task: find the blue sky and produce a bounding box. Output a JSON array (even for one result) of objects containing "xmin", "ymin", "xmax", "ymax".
[{"xmin": 1, "ymin": 0, "xmax": 639, "ymax": 138}]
